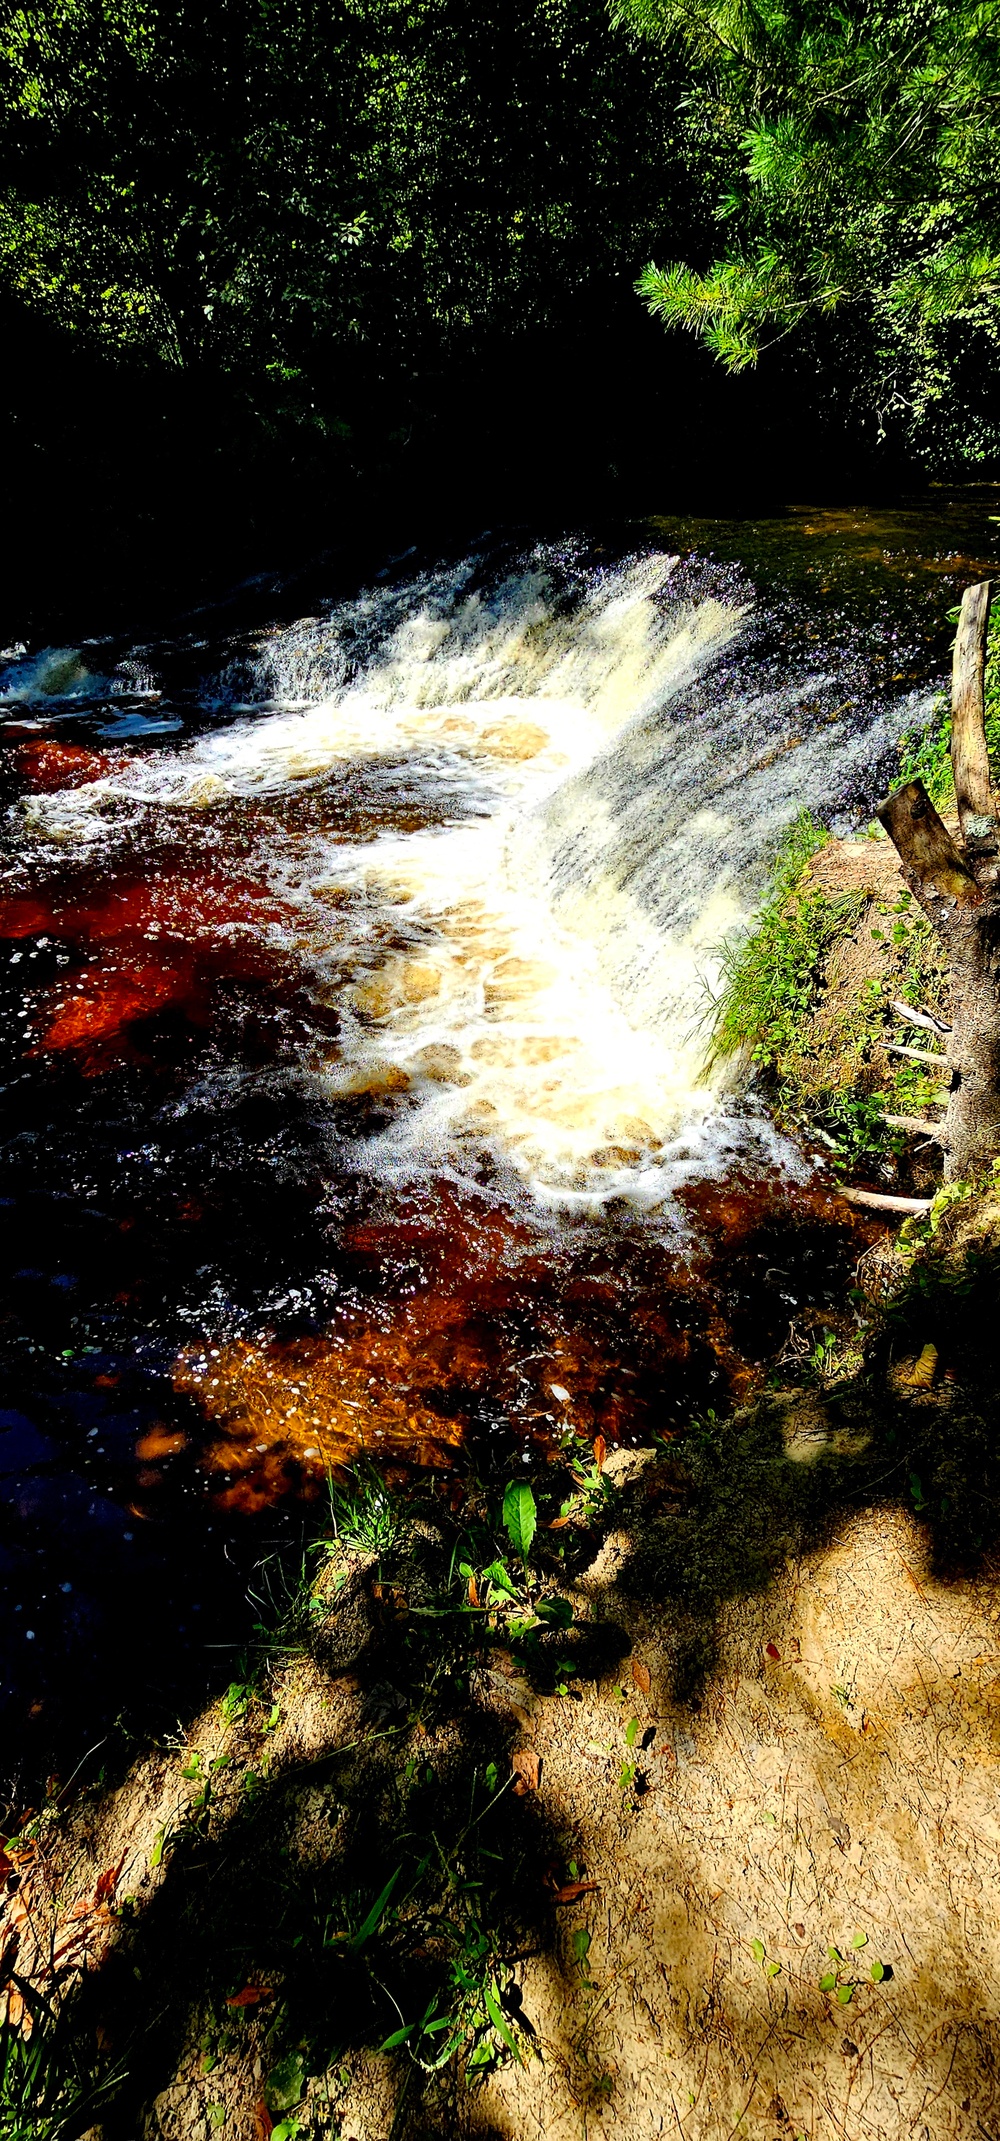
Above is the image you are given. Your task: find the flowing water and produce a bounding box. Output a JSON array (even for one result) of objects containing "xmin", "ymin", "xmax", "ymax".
[{"xmin": 1, "ymin": 502, "xmax": 997, "ymax": 1785}]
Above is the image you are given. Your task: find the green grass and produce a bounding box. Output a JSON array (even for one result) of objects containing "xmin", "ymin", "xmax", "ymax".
[
  {"xmin": 0, "ymin": 1992, "xmax": 120, "ymax": 2141},
  {"xmin": 709, "ymin": 811, "xmax": 949, "ymax": 1172},
  {"xmin": 709, "ymin": 811, "xmax": 861, "ymax": 1076}
]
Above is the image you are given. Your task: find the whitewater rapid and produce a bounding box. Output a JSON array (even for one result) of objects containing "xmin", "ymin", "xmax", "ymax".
[{"xmin": 4, "ymin": 547, "xmax": 931, "ymax": 1209}]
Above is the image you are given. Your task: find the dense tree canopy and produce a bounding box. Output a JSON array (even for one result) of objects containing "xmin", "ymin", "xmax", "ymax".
[
  {"xmin": 616, "ymin": 0, "xmax": 1000, "ymax": 451},
  {"xmin": 0, "ymin": 0, "xmax": 694, "ymax": 433}
]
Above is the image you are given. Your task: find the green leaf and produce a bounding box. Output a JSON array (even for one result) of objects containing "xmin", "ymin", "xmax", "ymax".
[
  {"xmin": 765, "ymin": 1959, "xmax": 781, "ymax": 1978},
  {"xmin": 819, "ymin": 1973, "xmax": 837, "ymax": 1992},
  {"xmin": 870, "ymin": 1958, "xmax": 885, "ymax": 1982},
  {"xmin": 484, "ymin": 1981, "xmax": 523, "ymax": 2062},
  {"xmin": 350, "ymin": 1865, "xmax": 402, "ymax": 1948},
  {"xmin": 502, "ymin": 1481, "xmax": 537, "ymax": 1563},
  {"xmin": 836, "ymin": 1983, "xmax": 854, "ymax": 2005},
  {"xmin": 264, "ymin": 2052, "xmax": 305, "ymax": 2115},
  {"xmin": 851, "ymin": 1931, "xmax": 868, "ymax": 1949},
  {"xmin": 751, "ymin": 1938, "xmax": 766, "ymax": 1963},
  {"xmin": 207, "ymin": 2110, "xmax": 226, "ymax": 2130},
  {"xmin": 625, "ymin": 1717, "xmax": 640, "ymax": 1748},
  {"xmin": 379, "ymin": 2024, "xmax": 415, "ymax": 2051}
]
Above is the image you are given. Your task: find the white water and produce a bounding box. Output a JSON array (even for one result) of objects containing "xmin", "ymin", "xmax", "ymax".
[{"xmin": 10, "ymin": 548, "xmax": 932, "ymax": 1209}]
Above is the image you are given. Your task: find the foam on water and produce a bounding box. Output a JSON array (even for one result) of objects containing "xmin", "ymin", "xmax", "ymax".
[{"xmin": 11, "ymin": 547, "xmax": 932, "ymax": 1207}]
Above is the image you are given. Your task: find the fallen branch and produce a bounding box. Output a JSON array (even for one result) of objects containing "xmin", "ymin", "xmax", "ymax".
[
  {"xmin": 838, "ymin": 1187, "xmax": 933, "ymax": 1213},
  {"xmin": 891, "ymin": 999, "xmax": 951, "ymax": 1036},
  {"xmin": 885, "ymin": 1041, "xmax": 951, "ymax": 1068}
]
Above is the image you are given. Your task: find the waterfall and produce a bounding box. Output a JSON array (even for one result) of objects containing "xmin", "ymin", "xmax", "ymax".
[{"xmin": 6, "ymin": 544, "xmax": 933, "ymax": 1210}]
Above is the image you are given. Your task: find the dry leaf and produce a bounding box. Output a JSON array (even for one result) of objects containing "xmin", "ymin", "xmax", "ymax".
[
  {"xmin": 593, "ymin": 1435, "xmax": 606, "ymax": 1473},
  {"xmin": 793, "ymin": 1922, "xmax": 806, "ymax": 1939},
  {"xmin": 94, "ymin": 1854, "xmax": 127, "ymax": 1908},
  {"xmin": 552, "ymin": 1879, "xmax": 601, "ymax": 1903},
  {"xmin": 255, "ymin": 2101, "xmax": 274, "ymax": 2140},
  {"xmin": 632, "ymin": 1658, "xmax": 651, "ymax": 1695},
  {"xmin": 225, "ymin": 1985, "xmax": 275, "ymax": 2008},
  {"xmin": 467, "ymin": 1571, "xmax": 480, "ymax": 1608},
  {"xmin": 512, "ymin": 1747, "xmax": 541, "ymax": 1795},
  {"xmin": 896, "ymin": 1342, "xmax": 938, "ymax": 1390},
  {"xmin": 546, "ymin": 1515, "xmax": 570, "ymax": 1529},
  {"xmin": 765, "ymin": 1641, "xmax": 781, "ymax": 1662}
]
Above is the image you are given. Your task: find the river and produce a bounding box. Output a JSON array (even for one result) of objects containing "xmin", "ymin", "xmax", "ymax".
[{"xmin": 1, "ymin": 498, "xmax": 996, "ymax": 1790}]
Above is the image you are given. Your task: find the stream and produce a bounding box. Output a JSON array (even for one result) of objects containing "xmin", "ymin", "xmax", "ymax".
[{"xmin": 1, "ymin": 499, "xmax": 997, "ymax": 1789}]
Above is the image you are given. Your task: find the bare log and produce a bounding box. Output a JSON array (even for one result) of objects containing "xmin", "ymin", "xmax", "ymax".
[
  {"xmin": 891, "ymin": 999, "xmax": 950, "ymax": 1035},
  {"xmin": 876, "ymin": 781, "xmax": 980, "ymax": 908},
  {"xmin": 951, "ymin": 579, "xmax": 996, "ymax": 842},
  {"xmin": 839, "ymin": 1187, "xmax": 933, "ymax": 1214}
]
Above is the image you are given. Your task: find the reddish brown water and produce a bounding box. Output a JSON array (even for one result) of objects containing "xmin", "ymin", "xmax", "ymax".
[{"xmin": 1, "ymin": 504, "xmax": 996, "ymax": 1787}]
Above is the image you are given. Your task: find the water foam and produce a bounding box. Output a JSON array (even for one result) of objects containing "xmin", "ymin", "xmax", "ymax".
[{"xmin": 12, "ymin": 547, "xmax": 931, "ymax": 1207}]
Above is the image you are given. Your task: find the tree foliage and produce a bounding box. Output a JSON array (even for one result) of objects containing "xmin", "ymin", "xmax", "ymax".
[
  {"xmin": 0, "ymin": 0, "xmax": 691, "ymax": 435},
  {"xmin": 614, "ymin": 0, "xmax": 1000, "ymax": 444}
]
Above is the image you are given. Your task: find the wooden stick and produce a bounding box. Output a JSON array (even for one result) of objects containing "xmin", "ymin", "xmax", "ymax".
[
  {"xmin": 877, "ymin": 781, "xmax": 980, "ymax": 906},
  {"xmin": 839, "ymin": 1187, "xmax": 933, "ymax": 1214},
  {"xmin": 884, "ymin": 1113, "xmax": 949, "ymax": 1143},
  {"xmin": 885, "ymin": 1041, "xmax": 950, "ymax": 1067},
  {"xmin": 951, "ymin": 579, "xmax": 995, "ymax": 842},
  {"xmin": 891, "ymin": 999, "xmax": 951, "ymax": 1035}
]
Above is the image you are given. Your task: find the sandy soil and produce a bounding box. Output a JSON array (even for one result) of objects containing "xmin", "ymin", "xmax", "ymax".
[{"xmin": 14, "ymin": 1474, "xmax": 999, "ymax": 2141}]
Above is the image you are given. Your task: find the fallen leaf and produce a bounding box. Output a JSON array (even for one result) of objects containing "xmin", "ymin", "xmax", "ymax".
[
  {"xmin": 897, "ymin": 1341, "xmax": 938, "ymax": 1390},
  {"xmin": 254, "ymin": 2101, "xmax": 274, "ymax": 2140},
  {"xmin": 632, "ymin": 1658, "xmax": 651, "ymax": 1695},
  {"xmin": 467, "ymin": 1571, "xmax": 480, "ymax": 1608},
  {"xmin": 226, "ymin": 1985, "xmax": 275, "ymax": 2008},
  {"xmin": 94, "ymin": 1854, "xmax": 127, "ymax": 1908},
  {"xmin": 545, "ymin": 1515, "xmax": 570, "ymax": 1529},
  {"xmin": 794, "ymin": 1923, "xmax": 806, "ymax": 1939},
  {"xmin": 552, "ymin": 1878, "xmax": 601, "ymax": 1903},
  {"xmin": 765, "ymin": 1642, "xmax": 781, "ymax": 1662},
  {"xmin": 512, "ymin": 1747, "xmax": 541, "ymax": 1795},
  {"xmin": 593, "ymin": 1435, "xmax": 606, "ymax": 1473}
]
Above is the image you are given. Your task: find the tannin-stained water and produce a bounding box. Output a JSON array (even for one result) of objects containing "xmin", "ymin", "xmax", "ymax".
[{"xmin": 0, "ymin": 508, "xmax": 996, "ymax": 1783}]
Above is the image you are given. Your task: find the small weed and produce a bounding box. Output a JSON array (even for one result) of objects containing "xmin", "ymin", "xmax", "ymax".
[{"xmin": 325, "ymin": 1459, "xmax": 406, "ymax": 1557}]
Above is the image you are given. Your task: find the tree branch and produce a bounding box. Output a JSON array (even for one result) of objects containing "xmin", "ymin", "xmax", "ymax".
[{"xmin": 876, "ymin": 780, "xmax": 980, "ymax": 909}]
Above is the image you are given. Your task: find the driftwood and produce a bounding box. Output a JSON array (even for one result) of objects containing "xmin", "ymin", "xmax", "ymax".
[{"xmin": 876, "ymin": 578, "xmax": 1000, "ymax": 1177}]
